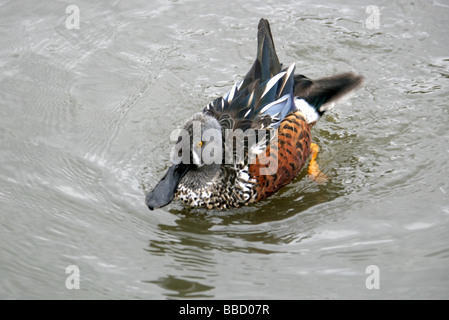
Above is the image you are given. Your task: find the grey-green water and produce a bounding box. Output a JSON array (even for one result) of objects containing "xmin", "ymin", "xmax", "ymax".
[{"xmin": 1, "ymin": 0, "xmax": 448, "ymax": 299}]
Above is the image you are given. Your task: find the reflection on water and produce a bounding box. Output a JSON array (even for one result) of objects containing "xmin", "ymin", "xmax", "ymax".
[
  {"xmin": 1, "ymin": 0, "xmax": 449, "ymax": 299},
  {"xmin": 146, "ymin": 276, "xmax": 214, "ymax": 299}
]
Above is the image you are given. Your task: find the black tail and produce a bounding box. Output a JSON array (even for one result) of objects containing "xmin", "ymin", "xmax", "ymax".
[{"xmin": 294, "ymin": 72, "xmax": 364, "ymax": 120}]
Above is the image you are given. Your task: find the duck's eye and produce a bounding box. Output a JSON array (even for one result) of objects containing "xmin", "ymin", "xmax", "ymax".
[{"xmin": 196, "ymin": 141, "xmax": 203, "ymax": 148}]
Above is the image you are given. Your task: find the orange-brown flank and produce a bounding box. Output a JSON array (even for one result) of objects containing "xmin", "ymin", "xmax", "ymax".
[{"xmin": 249, "ymin": 110, "xmax": 312, "ymax": 201}]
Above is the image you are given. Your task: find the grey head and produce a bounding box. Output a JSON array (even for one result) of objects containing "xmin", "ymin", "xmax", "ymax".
[{"xmin": 145, "ymin": 113, "xmax": 222, "ymax": 210}]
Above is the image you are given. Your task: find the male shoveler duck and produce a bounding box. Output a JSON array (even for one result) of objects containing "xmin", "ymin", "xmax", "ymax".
[{"xmin": 146, "ymin": 18, "xmax": 363, "ymax": 210}]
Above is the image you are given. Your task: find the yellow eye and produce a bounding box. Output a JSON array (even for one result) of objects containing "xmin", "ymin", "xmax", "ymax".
[{"xmin": 196, "ymin": 141, "xmax": 203, "ymax": 148}]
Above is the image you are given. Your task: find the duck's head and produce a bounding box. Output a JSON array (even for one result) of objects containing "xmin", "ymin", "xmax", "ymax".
[{"xmin": 145, "ymin": 113, "xmax": 222, "ymax": 210}]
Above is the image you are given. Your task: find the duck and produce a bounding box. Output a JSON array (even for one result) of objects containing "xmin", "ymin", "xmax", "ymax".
[{"xmin": 146, "ymin": 18, "xmax": 363, "ymax": 210}]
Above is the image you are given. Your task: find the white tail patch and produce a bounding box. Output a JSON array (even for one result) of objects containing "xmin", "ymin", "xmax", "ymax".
[{"xmin": 294, "ymin": 98, "xmax": 320, "ymax": 124}]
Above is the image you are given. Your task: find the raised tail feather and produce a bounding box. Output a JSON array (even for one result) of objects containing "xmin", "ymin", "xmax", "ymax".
[
  {"xmin": 241, "ymin": 18, "xmax": 282, "ymax": 89},
  {"xmin": 294, "ymin": 72, "xmax": 364, "ymax": 124}
]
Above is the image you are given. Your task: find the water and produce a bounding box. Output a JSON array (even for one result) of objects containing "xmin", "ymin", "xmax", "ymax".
[{"xmin": 1, "ymin": 0, "xmax": 448, "ymax": 299}]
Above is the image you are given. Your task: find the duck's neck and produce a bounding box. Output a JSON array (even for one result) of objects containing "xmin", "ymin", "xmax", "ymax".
[{"xmin": 178, "ymin": 163, "xmax": 221, "ymax": 191}]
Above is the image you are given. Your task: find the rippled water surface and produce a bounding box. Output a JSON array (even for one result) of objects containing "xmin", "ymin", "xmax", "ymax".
[{"xmin": 1, "ymin": 0, "xmax": 449, "ymax": 299}]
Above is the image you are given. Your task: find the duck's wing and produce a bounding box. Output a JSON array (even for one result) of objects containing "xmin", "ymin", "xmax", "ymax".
[
  {"xmin": 241, "ymin": 18, "xmax": 282, "ymax": 91},
  {"xmin": 204, "ymin": 19, "xmax": 296, "ymax": 132}
]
